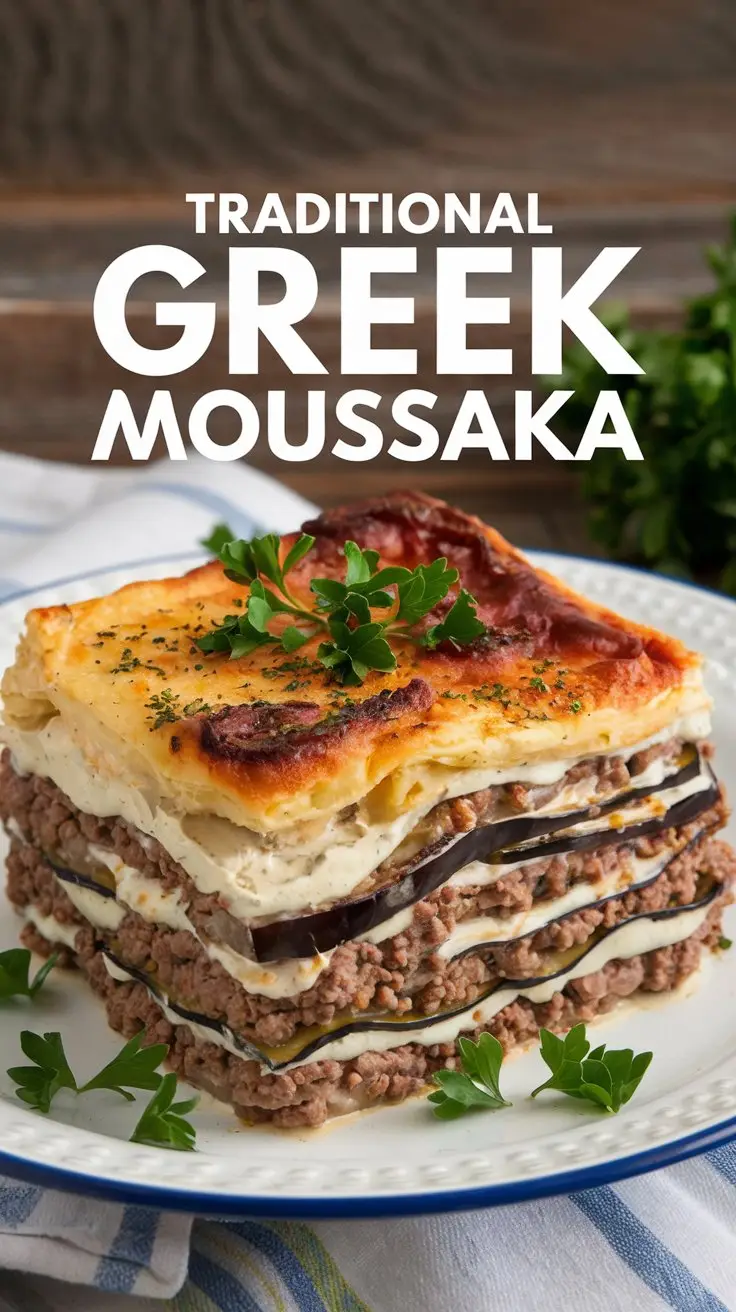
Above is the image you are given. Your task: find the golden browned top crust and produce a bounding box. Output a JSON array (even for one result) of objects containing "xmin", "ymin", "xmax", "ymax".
[{"xmin": 0, "ymin": 492, "xmax": 708, "ymax": 832}]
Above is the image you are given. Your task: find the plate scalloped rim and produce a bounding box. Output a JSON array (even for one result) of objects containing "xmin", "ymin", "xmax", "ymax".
[{"xmin": 0, "ymin": 551, "xmax": 736, "ymax": 1217}]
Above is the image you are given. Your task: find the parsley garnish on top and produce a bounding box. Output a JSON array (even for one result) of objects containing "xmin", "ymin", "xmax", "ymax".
[
  {"xmin": 144, "ymin": 689, "xmax": 211, "ymax": 731},
  {"xmin": 197, "ymin": 527, "xmax": 487, "ymax": 684},
  {"xmin": 110, "ymin": 647, "xmax": 165, "ymax": 678},
  {"xmin": 201, "ymin": 522, "xmax": 240, "ymax": 556}
]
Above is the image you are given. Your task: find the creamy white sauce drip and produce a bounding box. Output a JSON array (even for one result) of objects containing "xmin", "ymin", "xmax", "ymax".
[
  {"xmin": 40, "ymin": 776, "xmax": 707, "ymax": 1008},
  {"xmin": 78, "ymin": 847, "xmax": 335, "ymax": 1001},
  {"xmin": 100, "ymin": 898, "xmax": 712, "ymax": 1073},
  {"xmin": 2, "ymin": 712, "xmax": 710, "ymax": 921},
  {"xmin": 22, "ymin": 905, "xmax": 79, "ymax": 949},
  {"xmin": 435, "ymin": 849, "xmax": 676, "ymax": 959}
]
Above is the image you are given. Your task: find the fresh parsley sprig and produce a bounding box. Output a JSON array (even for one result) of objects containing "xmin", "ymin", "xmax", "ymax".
[
  {"xmin": 130, "ymin": 1072, "xmax": 198, "ymax": 1152},
  {"xmin": 197, "ymin": 530, "xmax": 321, "ymax": 661},
  {"xmin": 201, "ymin": 523, "xmax": 239, "ymax": 556},
  {"xmin": 7, "ymin": 1029, "xmax": 198, "ymax": 1148},
  {"xmin": 428, "ymin": 1034, "xmax": 511, "ymax": 1119},
  {"xmin": 198, "ymin": 527, "xmax": 487, "ymax": 683},
  {"xmin": 427, "ymin": 1024, "xmax": 653, "ymax": 1120},
  {"xmin": 423, "ymin": 590, "xmax": 487, "ymax": 651},
  {"xmin": 0, "ymin": 948, "xmax": 57, "ymax": 1001},
  {"xmin": 75, "ymin": 1031, "xmax": 170, "ymax": 1101},
  {"xmin": 8, "ymin": 1029, "xmax": 169, "ymax": 1112},
  {"xmin": 9, "ymin": 1031, "xmax": 77, "ymax": 1113},
  {"xmin": 531, "ymin": 1024, "xmax": 653, "ymax": 1113}
]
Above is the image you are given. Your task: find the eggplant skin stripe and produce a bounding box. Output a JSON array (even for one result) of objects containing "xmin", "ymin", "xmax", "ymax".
[
  {"xmin": 99, "ymin": 874, "xmax": 723, "ymax": 1073},
  {"xmin": 41, "ymin": 756, "xmax": 716, "ymax": 964},
  {"xmin": 250, "ymin": 757, "xmax": 714, "ymax": 961}
]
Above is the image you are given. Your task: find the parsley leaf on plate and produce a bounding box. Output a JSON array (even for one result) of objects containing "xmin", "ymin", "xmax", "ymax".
[
  {"xmin": 531, "ymin": 1024, "xmax": 653, "ymax": 1113},
  {"xmin": 7, "ymin": 1027, "xmax": 199, "ymax": 1148},
  {"xmin": 0, "ymin": 948, "xmax": 58, "ymax": 1001},
  {"xmin": 77, "ymin": 1031, "xmax": 170, "ymax": 1102},
  {"xmin": 130, "ymin": 1072, "xmax": 198, "ymax": 1151},
  {"xmin": 9, "ymin": 1027, "xmax": 168, "ymax": 1108},
  {"xmin": 8, "ymin": 1030, "xmax": 77, "ymax": 1113},
  {"xmin": 427, "ymin": 1033, "xmax": 511, "ymax": 1119}
]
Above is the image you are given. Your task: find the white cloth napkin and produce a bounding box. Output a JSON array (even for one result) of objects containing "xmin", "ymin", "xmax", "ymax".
[
  {"xmin": 0, "ymin": 449, "xmax": 316, "ymax": 594},
  {"xmin": 1, "ymin": 451, "xmax": 736, "ymax": 1312}
]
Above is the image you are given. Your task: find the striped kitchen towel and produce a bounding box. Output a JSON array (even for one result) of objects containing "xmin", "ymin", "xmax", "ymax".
[
  {"xmin": 6, "ymin": 1150, "xmax": 736, "ymax": 1311},
  {"xmin": 2, "ymin": 451, "xmax": 736, "ymax": 1312},
  {"xmin": 0, "ymin": 1183, "xmax": 190, "ymax": 1307}
]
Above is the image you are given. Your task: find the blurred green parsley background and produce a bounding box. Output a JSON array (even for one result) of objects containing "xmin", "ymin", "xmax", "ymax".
[{"xmin": 560, "ymin": 217, "xmax": 736, "ymax": 594}]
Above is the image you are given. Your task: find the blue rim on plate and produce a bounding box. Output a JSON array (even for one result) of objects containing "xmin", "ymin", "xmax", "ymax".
[
  {"xmin": 1, "ymin": 1110, "xmax": 736, "ymax": 1217},
  {"xmin": 1, "ymin": 549, "xmax": 735, "ymax": 1218}
]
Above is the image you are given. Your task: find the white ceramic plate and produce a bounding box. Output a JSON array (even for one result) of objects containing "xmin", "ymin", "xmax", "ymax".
[{"xmin": 1, "ymin": 552, "xmax": 736, "ymax": 1218}]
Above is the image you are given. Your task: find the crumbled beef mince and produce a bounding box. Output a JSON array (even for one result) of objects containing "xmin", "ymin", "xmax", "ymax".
[
  {"xmin": 6, "ymin": 821, "xmax": 733, "ymax": 1048},
  {"xmin": 0, "ymin": 737, "xmax": 696, "ymax": 955},
  {"xmin": 18, "ymin": 899, "xmax": 729, "ymax": 1128}
]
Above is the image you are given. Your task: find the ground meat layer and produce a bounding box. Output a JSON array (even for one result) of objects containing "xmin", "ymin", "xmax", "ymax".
[
  {"xmin": 0, "ymin": 738, "xmax": 684, "ymax": 936},
  {"xmin": 7, "ymin": 823, "xmax": 734, "ymax": 1053},
  {"xmin": 0, "ymin": 747, "xmax": 722, "ymax": 1003},
  {"xmin": 18, "ymin": 899, "xmax": 729, "ymax": 1127}
]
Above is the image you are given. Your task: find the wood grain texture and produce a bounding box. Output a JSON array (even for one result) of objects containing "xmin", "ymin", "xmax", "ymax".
[
  {"xmin": 0, "ymin": 0, "xmax": 733, "ymax": 200},
  {"xmin": 0, "ymin": 0, "xmax": 733, "ymax": 549}
]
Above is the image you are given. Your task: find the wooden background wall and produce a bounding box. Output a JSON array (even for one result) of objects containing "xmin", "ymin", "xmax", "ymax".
[{"xmin": 0, "ymin": 0, "xmax": 734, "ymax": 548}]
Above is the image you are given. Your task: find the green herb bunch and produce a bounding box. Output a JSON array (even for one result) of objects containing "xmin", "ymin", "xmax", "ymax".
[
  {"xmin": 556, "ymin": 215, "xmax": 736, "ymax": 593},
  {"xmin": 428, "ymin": 1023, "xmax": 652, "ymax": 1120},
  {"xmin": 0, "ymin": 948, "xmax": 197, "ymax": 1150},
  {"xmin": 198, "ymin": 527, "xmax": 487, "ymax": 684},
  {"xmin": 9, "ymin": 1027, "xmax": 198, "ymax": 1150}
]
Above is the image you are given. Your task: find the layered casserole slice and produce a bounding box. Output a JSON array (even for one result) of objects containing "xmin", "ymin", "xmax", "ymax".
[{"xmin": 1, "ymin": 492, "xmax": 733, "ymax": 1126}]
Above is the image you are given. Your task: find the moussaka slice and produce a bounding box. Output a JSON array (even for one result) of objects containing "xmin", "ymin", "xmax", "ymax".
[{"xmin": 1, "ymin": 491, "xmax": 734, "ymax": 1128}]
